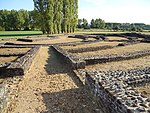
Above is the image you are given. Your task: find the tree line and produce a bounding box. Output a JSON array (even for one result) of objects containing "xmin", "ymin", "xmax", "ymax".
[
  {"xmin": 0, "ymin": 9, "xmax": 37, "ymax": 31},
  {"xmin": 0, "ymin": 0, "xmax": 78, "ymax": 34},
  {"xmin": 33, "ymin": 0, "xmax": 78, "ymax": 34},
  {"xmin": 78, "ymin": 18, "xmax": 150, "ymax": 31}
]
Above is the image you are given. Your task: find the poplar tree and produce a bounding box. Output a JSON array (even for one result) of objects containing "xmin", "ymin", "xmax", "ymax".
[
  {"xmin": 53, "ymin": 0, "xmax": 63, "ymax": 34},
  {"xmin": 46, "ymin": 0, "xmax": 54, "ymax": 34},
  {"xmin": 33, "ymin": 0, "xmax": 78, "ymax": 34},
  {"xmin": 33, "ymin": 0, "xmax": 47, "ymax": 34},
  {"xmin": 72, "ymin": 0, "xmax": 78, "ymax": 32}
]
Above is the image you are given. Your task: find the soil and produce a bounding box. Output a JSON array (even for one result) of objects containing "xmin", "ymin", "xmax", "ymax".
[
  {"xmin": 74, "ymin": 43, "xmax": 150, "ymax": 56},
  {"xmin": 136, "ymin": 84, "xmax": 150, "ymax": 98},
  {"xmin": 61, "ymin": 41, "xmax": 121, "ymax": 49},
  {"xmin": 6, "ymin": 47, "xmax": 103, "ymax": 113},
  {"xmin": 0, "ymin": 56, "xmax": 18, "ymax": 64},
  {"xmin": 83, "ymin": 55, "xmax": 150, "ymax": 72},
  {"xmin": 107, "ymin": 36, "xmax": 129, "ymax": 41},
  {"xmin": 9, "ymin": 37, "xmax": 82, "ymax": 45},
  {"xmin": 0, "ymin": 48, "xmax": 31, "ymax": 54}
]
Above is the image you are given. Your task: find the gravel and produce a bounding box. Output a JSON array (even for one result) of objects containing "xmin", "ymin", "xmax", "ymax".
[{"xmin": 5, "ymin": 47, "xmax": 103, "ymax": 113}]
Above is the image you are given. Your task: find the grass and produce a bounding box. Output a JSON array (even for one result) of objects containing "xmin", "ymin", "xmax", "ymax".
[
  {"xmin": 75, "ymin": 29, "xmax": 126, "ymax": 35},
  {"xmin": 0, "ymin": 30, "xmax": 149, "ymax": 39},
  {"xmin": 0, "ymin": 31, "xmax": 43, "ymax": 39}
]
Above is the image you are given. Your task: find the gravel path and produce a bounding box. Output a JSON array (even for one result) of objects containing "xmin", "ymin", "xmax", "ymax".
[{"xmin": 6, "ymin": 47, "xmax": 102, "ymax": 113}]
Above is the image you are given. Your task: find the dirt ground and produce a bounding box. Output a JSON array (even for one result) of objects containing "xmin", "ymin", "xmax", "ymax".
[
  {"xmin": 136, "ymin": 84, "xmax": 150, "ymax": 98},
  {"xmin": 0, "ymin": 48, "xmax": 30, "ymax": 54},
  {"xmin": 6, "ymin": 37, "xmax": 82, "ymax": 45},
  {"xmin": 107, "ymin": 36, "xmax": 129, "ymax": 41},
  {"xmin": 74, "ymin": 43, "xmax": 150, "ymax": 56},
  {"xmin": 61, "ymin": 41, "xmax": 121, "ymax": 49},
  {"xmin": 6, "ymin": 47, "xmax": 103, "ymax": 113},
  {"xmin": 84, "ymin": 55, "xmax": 150, "ymax": 72},
  {"xmin": 0, "ymin": 56, "xmax": 18, "ymax": 64}
]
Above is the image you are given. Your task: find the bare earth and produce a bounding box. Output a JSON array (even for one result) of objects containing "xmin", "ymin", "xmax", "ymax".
[
  {"xmin": 0, "ymin": 56, "xmax": 18, "ymax": 64},
  {"xmin": 6, "ymin": 47, "xmax": 102, "ymax": 113},
  {"xmin": 84, "ymin": 55, "xmax": 150, "ymax": 72},
  {"xmin": 74, "ymin": 43, "xmax": 150, "ymax": 57},
  {"xmin": 0, "ymin": 48, "xmax": 31, "ymax": 54},
  {"xmin": 61, "ymin": 41, "xmax": 121, "ymax": 49},
  {"xmin": 107, "ymin": 36, "xmax": 129, "ymax": 41},
  {"xmin": 136, "ymin": 84, "xmax": 150, "ymax": 98},
  {"xmin": 8, "ymin": 37, "xmax": 82, "ymax": 45}
]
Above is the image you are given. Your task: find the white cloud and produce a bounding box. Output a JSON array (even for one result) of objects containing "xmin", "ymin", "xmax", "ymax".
[{"xmin": 78, "ymin": 0, "xmax": 150, "ymax": 24}]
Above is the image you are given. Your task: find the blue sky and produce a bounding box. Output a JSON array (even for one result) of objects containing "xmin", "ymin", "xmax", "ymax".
[{"xmin": 0, "ymin": 0, "xmax": 150, "ymax": 24}]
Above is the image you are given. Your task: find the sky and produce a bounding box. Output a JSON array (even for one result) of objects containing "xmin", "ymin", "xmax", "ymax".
[{"xmin": 0, "ymin": 0, "xmax": 150, "ymax": 24}]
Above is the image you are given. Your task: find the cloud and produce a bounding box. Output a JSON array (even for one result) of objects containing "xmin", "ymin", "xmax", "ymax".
[{"xmin": 78, "ymin": 0, "xmax": 150, "ymax": 24}]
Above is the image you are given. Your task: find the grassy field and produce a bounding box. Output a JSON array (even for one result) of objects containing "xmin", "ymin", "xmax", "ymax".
[
  {"xmin": 0, "ymin": 31, "xmax": 42, "ymax": 39},
  {"xmin": 0, "ymin": 30, "xmax": 150, "ymax": 39}
]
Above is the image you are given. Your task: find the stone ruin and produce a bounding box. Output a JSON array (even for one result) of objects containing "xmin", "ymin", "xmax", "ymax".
[{"xmin": 0, "ymin": 32, "xmax": 149, "ymax": 113}]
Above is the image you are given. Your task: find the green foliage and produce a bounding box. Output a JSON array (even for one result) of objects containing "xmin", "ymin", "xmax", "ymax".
[
  {"xmin": 33, "ymin": 0, "xmax": 78, "ymax": 34},
  {"xmin": 0, "ymin": 9, "xmax": 39, "ymax": 31}
]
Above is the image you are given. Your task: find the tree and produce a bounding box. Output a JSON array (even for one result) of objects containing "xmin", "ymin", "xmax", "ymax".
[
  {"xmin": 77, "ymin": 19, "xmax": 82, "ymax": 28},
  {"xmin": 53, "ymin": 0, "xmax": 63, "ymax": 34},
  {"xmin": 82, "ymin": 18, "xmax": 89, "ymax": 29},
  {"xmin": 46, "ymin": 0, "xmax": 54, "ymax": 34},
  {"xmin": 90, "ymin": 19, "xmax": 95, "ymax": 28},
  {"xmin": 33, "ymin": 0, "xmax": 47, "ymax": 34}
]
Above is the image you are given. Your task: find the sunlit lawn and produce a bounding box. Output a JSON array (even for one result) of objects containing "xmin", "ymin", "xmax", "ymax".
[{"xmin": 0, "ymin": 31, "xmax": 43, "ymax": 39}]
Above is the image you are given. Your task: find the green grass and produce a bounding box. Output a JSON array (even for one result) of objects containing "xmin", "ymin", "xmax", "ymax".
[
  {"xmin": 75, "ymin": 29, "xmax": 127, "ymax": 35},
  {"xmin": 0, "ymin": 31, "xmax": 43, "ymax": 39},
  {"xmin": 0, "ymin": 30, "xmax": 149, "ymax": 39}
]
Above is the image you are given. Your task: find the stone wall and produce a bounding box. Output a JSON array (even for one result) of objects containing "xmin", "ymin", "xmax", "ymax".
[
  {"xmin": 0, "ymin": 46, "xmax": 40, "ymax": 77},
  {"xmin": 0, "ymin": 84, "xmax": 8, "ymax": 113},
  {"xmin": 85, "ymin": 67, "xmax": 150, "ymax": 113},
  {"xmin": 0, "ymin": 53, "xmax": 25, "ymax": 57},
  {"xmin": 67, "ymin": 45, "xmax": 114, "ymax": 53},
  {"xmin": 83, "ymin": 50, "xmax": 150, "ymax": 65},
  {"xmin": 66, "ymin": 41, "xmax": 139, "ymax": 53},
  {"xmin": 52, "ymin": 45, "xmax": 86, "ymax": 69}
]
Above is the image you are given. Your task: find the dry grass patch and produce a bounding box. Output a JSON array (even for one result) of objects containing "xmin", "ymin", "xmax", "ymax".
[
  {"xmin": 0, "ymin": 56, "xmax": 18, "ymax": 64},
  {"xmin": 136, "ymin": 84, "xmax": 150, "ymax": 98},
  {"xmin": 61, "ymin": 41, "xmax": 121, "ymax": 49},
  {"xmin": 0, "ymin": 48, "xmax": 31, "ymax": 54},
  {"xmin": 107, "ymin": 36, "xmax": 129, "ymax": 41},
  {"xmin": 74, "ymin": 43, "xmax": 150, "ymax": 57}
]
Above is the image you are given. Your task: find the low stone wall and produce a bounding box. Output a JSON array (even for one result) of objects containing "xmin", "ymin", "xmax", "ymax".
[
  {"xmin": 17, "ymin": 36, "xmax": 60, "ymax": 42},
  {"xmin": 68, "ymin": 35, "xmax": 108, "ymax": 40},
  {"xmin": 0, "ymin": 52, "xmax": 25, "ymax": 57},
  {"xmin": 0, "ymin": 46, "xmax": 40, "ymax": 77},
  {"xmin": 66, "ymin": 41, "xmax": 139, "ymax": 53},
  {"xmin": 67, "ymin": 45, "xmax": 114, "ymax": 53},
  {"xmin": 0, "ymin": 84, "xmax": 8, "ymax": 113},
  {"xmin": 85, "ymin": 67, "xmax": 150, "ymax": 113},
  {"xmin": 83, "ymin": 50, "xmax": 150, "ymax": 65},
  {"xmin": 52, "ymin": 45, "xmax": 86, "ymax": 69}
]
